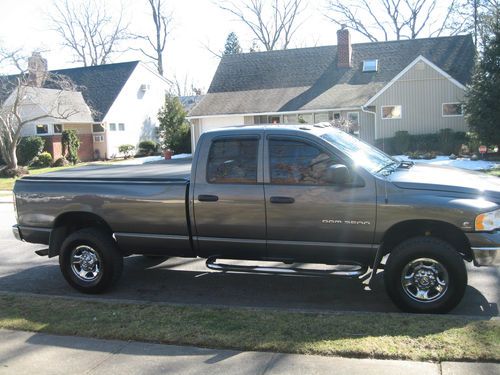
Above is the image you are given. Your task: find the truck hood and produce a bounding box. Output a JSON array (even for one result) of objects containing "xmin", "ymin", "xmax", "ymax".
[{"xmin": 388, "ymin": 164, "xmax": 500, "ymax": 200}]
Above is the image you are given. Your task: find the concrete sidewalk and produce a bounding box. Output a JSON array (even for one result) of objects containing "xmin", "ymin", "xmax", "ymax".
[
  {"xmin": 0, "ymin": 192, "xmax": 11, "ymax": 204},
  {"xmin": 0, "ymin": 329, "xmax": 497, "ymax": 375}
]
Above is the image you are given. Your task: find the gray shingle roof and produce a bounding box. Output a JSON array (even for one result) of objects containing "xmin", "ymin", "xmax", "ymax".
[{"xmin": 190, "ymin": 35, "xmax": 474, "ymax": 117}]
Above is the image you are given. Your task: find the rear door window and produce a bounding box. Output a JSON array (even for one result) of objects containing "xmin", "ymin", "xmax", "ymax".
[{"xmin": 207, "ymin": 138, "xmax": 259, "ymax": 184}]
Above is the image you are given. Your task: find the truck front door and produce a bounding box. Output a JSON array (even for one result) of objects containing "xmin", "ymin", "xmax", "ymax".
[
  {"xmin": 192, "ymin": 133, "xmax": 266, "ymax": 259},
  {"xmin": 264, "ymin": 135, "xmax": 377, "ymax": 265}
]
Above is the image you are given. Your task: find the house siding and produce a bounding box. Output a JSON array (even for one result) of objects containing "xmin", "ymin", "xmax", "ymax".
[
  {"xmin": 103, "ymin": 63, "xmax": 170, "ymax": 158},
  {"xmin": 370, "ymin": 61, "xmax": 467, "ymax": 140}
]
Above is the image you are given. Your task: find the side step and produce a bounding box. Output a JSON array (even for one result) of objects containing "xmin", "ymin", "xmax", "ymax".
[
  {"xmin": 35, "ymin": 249, "xmax": 49, "ymax": 257},
  {"xmin": 206, "ymin": 257, "xmax": 368, "ymax": 278}
]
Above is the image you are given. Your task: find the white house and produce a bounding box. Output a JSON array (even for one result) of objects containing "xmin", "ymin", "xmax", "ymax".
[{"xmin": 10, "ymin": 53, "xmax": 170, "ymax": 161}]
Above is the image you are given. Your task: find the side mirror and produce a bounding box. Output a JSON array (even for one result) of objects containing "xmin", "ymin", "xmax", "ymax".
[{"xmin": 325, "ymin": 164, "xmax": 350, "ymax": 185}]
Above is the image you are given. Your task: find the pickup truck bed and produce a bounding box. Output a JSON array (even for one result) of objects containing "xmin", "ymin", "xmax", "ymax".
[{"xmin": 21, "ymin": 159, "xmax": 192, "ymax": 181}]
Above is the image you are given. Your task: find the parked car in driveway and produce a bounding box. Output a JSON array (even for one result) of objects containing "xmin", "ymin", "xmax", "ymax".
[{"xmin": 12, "ymin": 124, "xmax": 500, "ymax": 313}]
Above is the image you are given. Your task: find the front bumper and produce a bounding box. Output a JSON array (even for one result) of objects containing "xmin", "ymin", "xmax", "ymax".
[{"xmin": 466, "ymin": 231, "xmax": 500, "ymax": 267}]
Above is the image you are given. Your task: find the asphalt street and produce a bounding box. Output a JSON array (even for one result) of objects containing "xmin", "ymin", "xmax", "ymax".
[{"xmin": 1, "ymin": 203, "xmax": 498, "ymax": 316}]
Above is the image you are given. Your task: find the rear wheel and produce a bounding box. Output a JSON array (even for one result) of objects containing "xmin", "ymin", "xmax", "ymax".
[
  {"xmin": 384, "ymin": 236, "xmax": 467, "ymax": 313},
  {"xmin": 59, "ymin": 228, "xmax": 123, "ymax": 294}
]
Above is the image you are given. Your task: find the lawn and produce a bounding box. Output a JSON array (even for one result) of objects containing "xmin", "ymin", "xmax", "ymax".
[
  {"xmin": 0, "ymin": 162, "xmax": 119, "ymax": 191},
  {"xmin": 485, "ymin": 167, "xmax": 500, "ymax": 177},
  {"xmin": 0, "ymin": 294, "xmax": 498, "ymax": 362}
]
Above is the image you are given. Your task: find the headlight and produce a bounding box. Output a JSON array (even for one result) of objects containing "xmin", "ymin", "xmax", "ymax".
[{"xmin": 475, "ymin": 209, "xmax": 500, "ymax": 231}]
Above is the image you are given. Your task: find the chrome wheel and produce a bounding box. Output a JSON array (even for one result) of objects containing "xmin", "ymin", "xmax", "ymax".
[
  {"xmin": 70, "ymin": 245, "xmax": 102, "ymax": 282},
  {"xmin": 401, "ymin": 258, "xmax": 449, "ymax": 303}
]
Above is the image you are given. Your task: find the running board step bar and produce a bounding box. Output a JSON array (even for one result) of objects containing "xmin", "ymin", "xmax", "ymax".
[
  {"xmin": 206, "ymin": 257, "xmax": 368, "ymax": 278},
  {"xmin": 35, "ymin": 248, "xmax": 49, "ymax": 257}
]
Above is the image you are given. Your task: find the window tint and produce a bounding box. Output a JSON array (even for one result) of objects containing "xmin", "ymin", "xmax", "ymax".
[
  {"xmin": 207, "ymin": 138, "xmax": 258, "ymax": 184},
  {"xmin": 270, "ymin": 139, "xmax": 337, "ymax": 185}
]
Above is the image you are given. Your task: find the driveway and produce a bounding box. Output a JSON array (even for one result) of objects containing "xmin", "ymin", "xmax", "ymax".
[{"xmin": 1, "ymin": 203, "xmax": 498, "ymax": 316}]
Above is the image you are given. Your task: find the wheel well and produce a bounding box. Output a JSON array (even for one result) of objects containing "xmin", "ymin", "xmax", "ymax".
[
  {"xmin": 49, "ymin": 212, "xmax": 114, "ymax": 257},
  {"xmin": 380, "ymin": 220, "xmax": 473, "ymax": 261}
]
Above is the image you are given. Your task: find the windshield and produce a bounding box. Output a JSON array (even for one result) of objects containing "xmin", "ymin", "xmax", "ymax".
[{"xmin": 320, "ymin": 129, "xmax": 396, "ymax": 174}]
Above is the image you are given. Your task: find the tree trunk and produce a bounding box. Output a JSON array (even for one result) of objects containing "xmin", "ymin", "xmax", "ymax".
[{"xmin": 6, "ymin": 144, "xmax": 18, "ymax": 170}]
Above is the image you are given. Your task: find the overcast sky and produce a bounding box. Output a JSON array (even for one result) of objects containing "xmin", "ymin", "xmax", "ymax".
[{"xmin": 0, "ymin": 0, "xmax": 451, "ymax": 91}]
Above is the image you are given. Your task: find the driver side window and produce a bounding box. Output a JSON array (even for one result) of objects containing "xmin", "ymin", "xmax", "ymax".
[{"xmin": 269, "ymin": 139, "xmax": 340, "ymax": 185}]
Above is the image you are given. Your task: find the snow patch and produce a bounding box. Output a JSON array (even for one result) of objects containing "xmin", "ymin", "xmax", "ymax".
[{"xmin": 394, "ymin": 155, "xmax": 499, "ymax": 171}]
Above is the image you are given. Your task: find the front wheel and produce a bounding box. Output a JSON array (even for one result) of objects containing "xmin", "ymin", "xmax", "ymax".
[
  {"xmin": 384, "ymin": 236, "xmax": 467, "ymax": 314},
  {"xmin": 59, "ymin": 228, "xmax": 123, "ymax": 294}
]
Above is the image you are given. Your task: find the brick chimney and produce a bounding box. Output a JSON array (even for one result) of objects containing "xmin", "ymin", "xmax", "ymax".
[
  {"xmin": 27, "ymin": 52, "xmax": 48, "ymax": 87},
  {"xmin": 337, "ymin": 26, "xmax": 352, "ymax": 68}
]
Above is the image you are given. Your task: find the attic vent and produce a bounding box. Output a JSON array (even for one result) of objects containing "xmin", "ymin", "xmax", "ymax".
[
  {"xmin": 362, "ymin": 59, "xmax": 378, "ymax": 72},
  {"xmin": 140, "ymin": 84, "xmax": 151, "ymax": 91}
]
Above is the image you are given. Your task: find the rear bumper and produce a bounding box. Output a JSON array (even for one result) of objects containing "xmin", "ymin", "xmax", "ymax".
[
  {"xmin": 12, "ymin": 224, "xmax": 50, "ymax": 245},
  {"xmin": 12, "ymin": 225, "xmax": 22, "ymax": 241},
  {"xmin": 466, "ymin": 231, "xmax": 500, "ymax": 267}
]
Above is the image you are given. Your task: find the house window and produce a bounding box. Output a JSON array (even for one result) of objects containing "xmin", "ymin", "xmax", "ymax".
[
  {"xmin": 109, "ymin": 123, "xmax": 117, "ymax": 131},
  {"xmin": 53, "ymin": 124, "xmax": 63, "ymax": 134},
  {"xmin": 381, "ymin": 105, "xmax": 402, "ymax": 119},
  {"xmin": 333, "ymin": 112, "xmax": 341, "ymax": 120},
  {"xmin": 298, "ymin": 113, "xmax": 313, "ymax": 124},
  {"xmin": 269, "ymin": 115, "xmax": 281, "ymax": 124},
  {"xmin": 36, "ymin": 124, "xmax": 48, "ymax": 134},
  {"xmin": 118, "ymin": 123, "xmax": 125, "ymax": 131},
  {"xmin": 442, "ymin": 103, "xmax": 463, "ymax": 117},
  {"xmin": 283, "ymin": 114, "xmax": 297, "ymax": 124},
  {"xmin": 363, "ymin": 59, "xmax": 378, "ymax": 72},
  {"xmin": 92, "ymin": 123, "xmax": 105, "ymax": 133},
  {"xmin": 314, "ymin": 112, "xmax": 329, "ymax": 123},
  {"xmin": 94, "ymin": 135, "xmax": 104, "ymax": 143},
  {"xmin": 347, "ymin": 112, "xmax": 359, "ymax": 125}
]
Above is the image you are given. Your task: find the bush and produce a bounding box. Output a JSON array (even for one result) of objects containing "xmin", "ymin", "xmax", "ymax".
[
  {"xmin": 118, "ymin": 144, "xmax": 135, "ymax": 158},
  {"xmin": 138, "ymin": 140, "xmax": 157, "ymax": 156},
  {"xmin": 17, "ymin": 136, "xmax": 44, "ymax": 166},
  {"xmin": 393, "ymin": 131, "xmax": 410, "ymax": 154},
  {"xmin": 169, "ymin": 123, "xmax": 191, "ymax": 154},
  {"xmin": 0, "ymin": 166, "xmax": 28, "ymax": 178},
  {"xmin": 62, "ymin": 130, "xmax": 80, "ymax": 164},
  {"xmin": 31, "ymin": 152, "xmax": 53, "ymax": 168},
  {"xmin": 375, "ymin": 129, "xmax": 467, "ymax": 155},
  {"xmin": 52, "ymin": 157, "xmax": 70, "ymax": 167}
]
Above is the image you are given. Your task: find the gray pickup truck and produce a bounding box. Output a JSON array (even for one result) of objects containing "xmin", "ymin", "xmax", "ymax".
[{"xmin": 12, "ymin": 124, "xmax": 500, "ymax": 313}]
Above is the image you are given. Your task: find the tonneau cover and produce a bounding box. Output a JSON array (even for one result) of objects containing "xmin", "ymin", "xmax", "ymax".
[{"xmin": 22, "ymin": 159, "xmax": 192, "ymax": 182}]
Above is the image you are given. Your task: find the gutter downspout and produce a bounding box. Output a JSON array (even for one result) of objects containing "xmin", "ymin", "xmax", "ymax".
[{"xmin": 361, "ymin": 106, "xmax": 377, "ymax": 142}]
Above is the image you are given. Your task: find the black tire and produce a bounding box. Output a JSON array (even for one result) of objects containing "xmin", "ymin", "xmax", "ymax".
[
  {"xmin": 59, "ymin": 228, "xmax": 123, "ymax": 294},
  {"xmin": 384, "ymin": 236, "xmax": 467, "ymax": 314}
]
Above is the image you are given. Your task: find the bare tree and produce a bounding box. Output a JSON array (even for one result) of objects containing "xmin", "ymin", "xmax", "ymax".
[
  {"xmin": 135, "ymin": 0, "xmax": 172, "ymax": 76},
  {"xmin": 445, "ymin": 0, "xmax": 500, "ymax": 47},
  {"xmin": 169, "ymin": 74, "xmax": 203, "ymax": 97},
  {"xmin": 0, "ymin": 51, "xmax": 90, "ymax": 173},
  {"xmin": 48, "ymin": 0, "xmax": 130, "ymax": 66},
  {"xmin": 324, "ymin": 0, "xmax": 458, "ymax": 41},
  {"xmin": 217, "ymin": 0, "xmax": 304, "ymax": 50}
]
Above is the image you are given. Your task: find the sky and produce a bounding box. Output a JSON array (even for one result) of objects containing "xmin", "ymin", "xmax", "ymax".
[{"xmin": 0, "ymin": 0, "xmax": 452, "ymax": 92}]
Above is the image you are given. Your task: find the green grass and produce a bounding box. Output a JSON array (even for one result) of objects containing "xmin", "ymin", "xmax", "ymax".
[
  {"xmin": 0, "ymin": 162, "xmax": 108, "ymax": 191},
  {"xmin": 0, "ymin": 294, "xmax": 498, "ymax": 362},
  {"xmin": 485, "ymin": 167, "xmax": 500, "ymax": 177}
]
